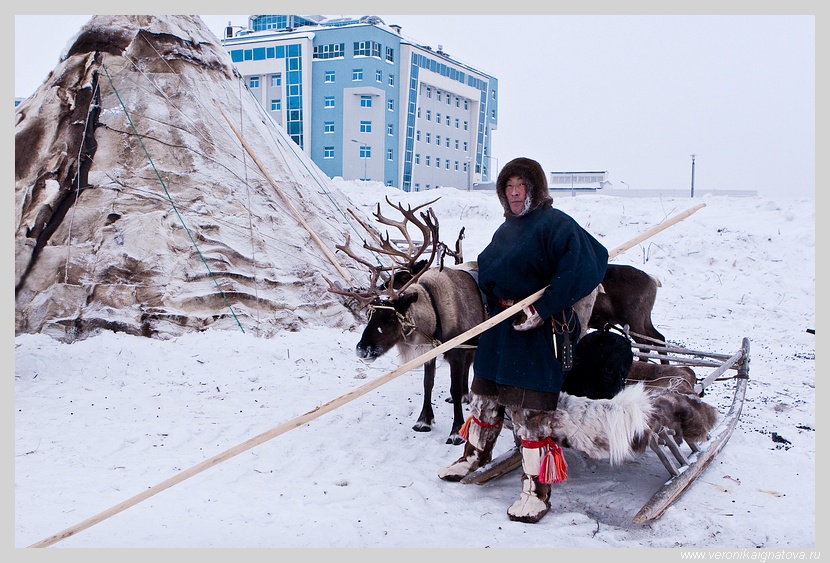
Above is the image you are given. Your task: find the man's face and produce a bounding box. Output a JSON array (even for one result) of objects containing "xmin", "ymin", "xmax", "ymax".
[{"xmin": 506, "ymin": 176, "xmax": 528, "ymax": 215}]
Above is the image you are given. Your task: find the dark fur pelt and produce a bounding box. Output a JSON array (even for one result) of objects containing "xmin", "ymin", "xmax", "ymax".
[{"xmin": 562, "ymin": 327, "xmax": 633, "ymax": 400}]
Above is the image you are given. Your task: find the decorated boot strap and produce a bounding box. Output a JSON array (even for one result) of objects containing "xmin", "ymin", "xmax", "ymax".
[{"xmin": 521, "ymin": 438, "xmax": 568, "ymax": 484}]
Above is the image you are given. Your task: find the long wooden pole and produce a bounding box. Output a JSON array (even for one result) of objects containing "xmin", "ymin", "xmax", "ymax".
[
  {"xmin": 608, "ymin": 203, "xmax": 705, "ymax": 259},
  {"xmin": 29, "ymin": 202, "xmax": 705, "ymax": 548},
  {"xmin": 215, "ymin": 102, "xmax": 354, "ymax": 284}
]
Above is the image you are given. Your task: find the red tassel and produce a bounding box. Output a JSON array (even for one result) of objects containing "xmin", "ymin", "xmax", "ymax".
[
  {"xmin": 539, "ymin": 442, "xmax": 568, "ymax": 484},
  {"xmin": 458, "ymin": 416, "xmax": 473, "ymax": 441}
]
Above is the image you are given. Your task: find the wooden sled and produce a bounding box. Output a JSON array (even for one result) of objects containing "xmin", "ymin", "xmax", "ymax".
[{"xmin": 460, "ymin": 334, "xmax": 751, "ymax": 526}]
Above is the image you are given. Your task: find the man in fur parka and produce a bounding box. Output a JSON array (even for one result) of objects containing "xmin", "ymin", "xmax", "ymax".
[{"xmin": 439, "ymin": 157, "xmax": 608, "ymax": 523}]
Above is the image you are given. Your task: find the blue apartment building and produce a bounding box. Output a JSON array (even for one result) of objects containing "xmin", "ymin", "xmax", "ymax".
[{"xmin": 221, "ymin": 15, "xmax": 499, "ymax": 192}]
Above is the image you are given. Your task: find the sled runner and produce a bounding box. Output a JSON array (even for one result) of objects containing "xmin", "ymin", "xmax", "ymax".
[{"xmin": 460, "ymin": 333, "xmax": 751, "ymax": 525}]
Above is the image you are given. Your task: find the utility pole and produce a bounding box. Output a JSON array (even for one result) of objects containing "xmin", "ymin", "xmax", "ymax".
[{"xmin": 690, "ymin": 154, "xmax": 696, "ymax": 198}]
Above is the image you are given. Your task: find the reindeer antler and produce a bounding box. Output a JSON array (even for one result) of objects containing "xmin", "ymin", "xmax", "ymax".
[
  {"xmin": 365, "ymin": 196, "xmax": 440, "ymax": 269},
  {"xmin": 326, "ymin": 199, "xmax": 442, "ymax": 308},
  {"xmin": 392, "ymin": 206, "xmax": 439, "ymax": 294}
]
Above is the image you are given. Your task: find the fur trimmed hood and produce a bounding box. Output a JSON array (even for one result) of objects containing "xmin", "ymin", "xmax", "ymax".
[{"xmin": 496, "ymin": 157, "xmax": 553, "ymax": 218}]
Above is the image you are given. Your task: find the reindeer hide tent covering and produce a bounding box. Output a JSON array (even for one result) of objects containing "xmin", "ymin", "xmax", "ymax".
[{"xmin": 15, "ymin": 15, "xmax": 384, "ymax": 342}]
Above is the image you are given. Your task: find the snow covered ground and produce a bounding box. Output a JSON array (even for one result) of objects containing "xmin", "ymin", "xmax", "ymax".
[{"xmin": 15, "ymin": 181, "xmax": 816, "ymax": 550}]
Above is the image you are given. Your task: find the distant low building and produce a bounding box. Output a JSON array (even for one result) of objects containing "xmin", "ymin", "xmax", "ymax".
[{"xmin": 549, "ymin": 170, "xmax": 608, "ymax": 191}]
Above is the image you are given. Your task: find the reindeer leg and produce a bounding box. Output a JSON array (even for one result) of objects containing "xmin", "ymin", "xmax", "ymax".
[
  {"xmin": 413, "ymin": 358, "xmax": 436, "ymax": 433},
  {"xmin": 446, "ymin": 352, "xmax": 470, "ymax": 445}
]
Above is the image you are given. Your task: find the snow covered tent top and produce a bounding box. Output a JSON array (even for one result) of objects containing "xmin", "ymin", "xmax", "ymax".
[{"xmin": 14, "ymin": 15, "xmax": 383, "ymax": 342}]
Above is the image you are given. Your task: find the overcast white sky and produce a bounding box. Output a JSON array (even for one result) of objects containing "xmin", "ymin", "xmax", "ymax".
[{"xmin": 13, "ymin": 9, "xmax": 817, "ymax": 198}]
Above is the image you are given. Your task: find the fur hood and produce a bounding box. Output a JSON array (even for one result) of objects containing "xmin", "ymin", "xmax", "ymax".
[{"xmin": 496, "ymin": 157, "xmax": 553, "ymax": 218}]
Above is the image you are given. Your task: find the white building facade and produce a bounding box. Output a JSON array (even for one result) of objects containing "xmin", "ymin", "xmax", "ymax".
[{"xmin": 221, "ymin": 15, "xmax": 499, "ymax": 192}]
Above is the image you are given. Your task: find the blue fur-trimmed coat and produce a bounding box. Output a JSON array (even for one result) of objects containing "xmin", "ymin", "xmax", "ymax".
[{"xmin": 474, "ymin": 206, "xmax": 608, "ymax": 394}]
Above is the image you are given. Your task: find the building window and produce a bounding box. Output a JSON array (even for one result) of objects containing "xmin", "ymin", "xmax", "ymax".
[
  {"xmin": 387, "ymin": 148, "xmax": 394, "ymax": 160},
  {"xmin": 358, "ymin": 145, "xmax": 371, "ymax": 159},
  {"xmin": 360, "ymin": 95, "xmax": 372, "ymax": 108},
  {"xmin": 250, "ymin": 76, "xmax": 260, "ymax": 88},
  {"xmin": 446, "ymin": 160, "xmax": 450, "ymax": 170},
  {"xmin": 436, "ymin": 135, "xmax": 441, "ymax": 146},
  {"xmin": 445, "ymin": 115, "xmax": 450, "ymax": 126},
  {"xmin": 325, "ymin": 71, "xmax": 335, "ymax": 83},
  {"xmin": 353, "ymin": 69, "xmax": 363, "ymax": 81},
  {"xmin": 313, "ymin": 43, "xmax": 345, "ymax": 59},
  {"xmin": 360, "ymin": 120, "xmax": 372, "ymax": 133},
  {"xmin": 271, "ymin": 74, "xmax": 282, "ymax": 87},
  {"xmin": 445, "ymin": 137, "xmax": 450, "ymax": 148},
  {"xmin": 388, "ymin": 74, "xmax": 395, "ymax": 86},
  {"xmin": 492, "ymin": 109, "xmax": 496, "ymax": 119},
  {"xmin": 437, "ymin": 92, "xmax": 442, "ymax": 102},
  {"xmin": 325, "ymin": 96, "xmax": 335, "ymax": 108},
  {"xmin": 376, "ymin": 69, "xmax": 383, "ymax": 82},
  {"xmin": 455, "ymin": 139, "xmax": 459, "ymax": 149},
  {"xmin": 387, "ymin": 124, "xmax": 394, "ymax": 135},
  {"xmin": 435, "ymin": 158, "xmax": 441, "ymax": 168},
  {"xmin": 426, "ymin": 87, "xmax": 432, "ymax": 98},
  {"xmin": 436, "ymin": 113, "xmax": 441, "ymax": 123},
  {"xmin": 425, "ymin": 156, "xmax": 431, "ymax": 166},
  {"xmin": 464, "ymin": 121, "xmax": 468, "ymax": 131},
  {"xmin": 454, "ymin": 160, "xmax": 459, "ymax": 171},
  {"xmin": 464, "ymin": 100, "xmax": 469, "ymax": 110},
  {"xmin": 386, "ymin": 46, "xmax": 394, "ymax": 62},
  {"xmin": 416, "ymin": 130, "xmax": 421, "ymax": 141},
  {"xmin": 324, "ymin": 121, "xmax": 335, "ymax": 133},
  {"xmin": 447, "ymin": 95, "xmax": 451, "ymax": 106},
  {"xmin": 415, "ymin": 153, "xmax": 420, "ymax": 164},
  {"xmin": 426, "ymin": 110, "xmax": 431, "ymax": 121},
  {"xmin": 464, "ymin": 141, "xmax": 468, "ymax": 151},
  {"xmin": 354, "ymin": 40, "xmax": 381, "ymax": 57},
  {"xmin": 387, "ymin": 99, "xmax": 394, "ymax": 111},
  {"xmin": 324, "ymin": 146, "xmax": 334, "ymax": 159},
  {"xmin": 426, "ymin": 133, "xmax": 431, "ymax": 143},
  {"xmin": 456, "ymin": 98, "xmax": 460, "ymax": 108},
  {"xmin": 455, "ymin": 118, "xmax": 460, "ymax": 128},
  {"xmin": 271, "ymin": 99, "xmax": 281, "ymax": 111}
]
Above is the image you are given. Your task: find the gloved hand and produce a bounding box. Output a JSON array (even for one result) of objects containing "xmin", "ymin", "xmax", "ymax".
[{"xmin": 513, "ymin": 305, "xmax": 543, "ymax": 331}]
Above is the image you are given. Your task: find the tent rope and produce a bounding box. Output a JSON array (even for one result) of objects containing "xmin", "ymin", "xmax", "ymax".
[
  {"xmin": 235, "ymin": 76, "xmax": 262, "ymax": 334},
  {"xmin": 132, "ymin": 32, "xmax": 263, "ymax": 333},
  {"xmin": 100, "ymin": 62, "xmax": 245, "ymax": 333}
]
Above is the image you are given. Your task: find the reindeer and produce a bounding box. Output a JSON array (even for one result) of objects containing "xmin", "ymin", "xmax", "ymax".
[
  {"xmin": 589, "ymin": 264, "xmax": 669, "ymax": 364},
  {"xmin": 328, "ymin": 199, "xmax": 672, "ymax": 445},
  {"xmin": 327, "ymin": 198, "xmax": 486, "ymax": 445}
]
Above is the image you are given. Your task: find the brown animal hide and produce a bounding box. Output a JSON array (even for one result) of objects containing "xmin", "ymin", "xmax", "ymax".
[
  {"xmin": 648, "ymin": 391, "xmax": 719, "ymax": 445},
  {"xmin": 627, "ymin": 362, "xmax": 697, "ymax": 395}
]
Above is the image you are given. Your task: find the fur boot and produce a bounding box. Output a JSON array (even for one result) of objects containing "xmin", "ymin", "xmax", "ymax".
[
  {"xmin": 438, "ymin": 414, "xmax": 503, "ymax": 481},
  {"xmin": 507, "ymin": 445, "xmax": 551, "ymax": 523}
]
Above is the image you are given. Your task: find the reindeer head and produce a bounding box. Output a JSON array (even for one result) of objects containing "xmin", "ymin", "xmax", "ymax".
[
  {"xmin": 355, "ymin": 290, "xmax": 422, "ymax": 361},
  {"xmin": 325, "ymin": 198, "xmax": 441, "ymax": 361}
]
